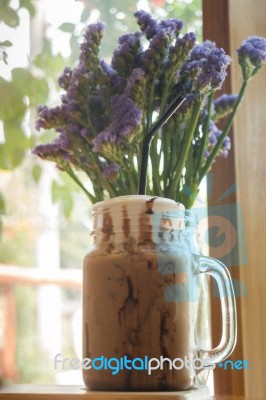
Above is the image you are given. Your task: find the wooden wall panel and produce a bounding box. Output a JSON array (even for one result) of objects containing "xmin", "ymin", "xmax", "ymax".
[
  {"xmin": 203, "ymin": 0, "xmax": 266, "ymax": 397},
  {"xmin": 228, "ymin": 1, "xmax": 266, "ymax": 397}
]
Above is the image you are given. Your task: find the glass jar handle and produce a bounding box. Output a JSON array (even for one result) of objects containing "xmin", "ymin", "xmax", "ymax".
[{"xmin": 197, "ymin": 256, "xmax": 237, "ymax": 367}]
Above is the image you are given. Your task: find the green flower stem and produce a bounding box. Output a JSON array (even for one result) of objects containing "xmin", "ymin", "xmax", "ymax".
[
  {"xmin": 150, "ymin": 139, "xmax": 163, "ymax": 196},
  {"xmin": 199, "ymin": 79, "xmax": 248, "ymax": 182},
  {"xmin": 146, "ymin": 67, "xmax": 161, "ymax": 131},
  {"xmin": 168, "ymin": 99, "xmax": 202, "ymax": 199},
  {"xmin": 160, "ymin": 80, "xmax": 172, "ymax": 115},
  {"xmin": 159, "ymin": 80, "xmax": 175, "ymax": 186},
  {"xmin": 194, "ymin": 92, "xmax": 214, "ymax": 178},
  {"xmin": 128, "ymin": 154, "xmax": 139, "ymax": 188},
  {"xmin": 122, "ymin": 157, "xmax": 137, "ymax": 194},
  {"xmin": 89, "ymin": 154, "xmax": 117, "ymax": 198},
  {"xmin": 99, "ymin": 174, "xmax": 117, "ymax": 198},
  {"xmin": 65, "ymin": 167, "xmax": 96, "ymax": 204},
  {"xmin": 169, "ymin": 122, "xmax": 181, "ymax": 180}
]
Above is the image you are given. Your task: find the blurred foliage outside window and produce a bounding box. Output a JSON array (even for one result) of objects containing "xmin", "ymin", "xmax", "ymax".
[{"xmin": 0, "ymin": 0, "xmax": 202, "ymax": 384}]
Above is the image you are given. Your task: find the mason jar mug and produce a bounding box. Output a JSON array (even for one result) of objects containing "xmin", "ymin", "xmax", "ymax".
[{"xmin": 82, "ymin": 195, "xmax": 237, "ymax": 391}]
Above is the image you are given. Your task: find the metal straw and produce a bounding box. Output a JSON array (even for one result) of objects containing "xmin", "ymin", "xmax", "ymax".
[{"xmin": 138, "ymin": 94, "xmax": 186, "ymax": 195}]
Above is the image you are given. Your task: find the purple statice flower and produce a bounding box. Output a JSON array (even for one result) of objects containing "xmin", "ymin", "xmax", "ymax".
[
  {"xmin": 58, "ymin": 66, "xmax": 72, "ymax": 90},
  {"xmin": 112, "ymin": 32, "xmax": 142, "ymax": 76},
  {"xmin": 134, "ymin": 10, "xmax": 159, "ymax": 39},
  {"xmin": 57, "ymin": 132, "xmax": 70, "ymax": 149},
  {"xmin": 36, "ymin": 105, "xmax": 65, "ymax": 131},
  {"xmin": 237, "ymin": 36, "xmax": 266, "ymax": 80},
  {"xmin": 237, "ymin": 36, "xmax": 266, "ymax": 65},
  {"xmin": 197, "ymin": 48, "xmax": 231, "ymax": 92},
  {"xmin": 208, "ymin": 121, "xmax": 220, "ymax": 147},
  {"xmin": 220, "ymin": 135, "xmax": 231, "ymax": 158},
  {"xmin": 80, "ymin": 127, "xmax": 92, "ymax": 138},
  {"xmin": 92, "ymin": 94, "xmax": 142, "ymax": 153},
  {"xmin": 169, "ymin": 32, "xmax": 196, "ymax": 62},
  {"xmin": 65, "ymin": 63, "xmax": 88, "ymax": 101},
  {"xmin": 100, "ymin": 60, "xmax": 126, "ymax": 93},
  {"xmin": 190, "ymin": 40, "xmax": 216, "ymax": 60},
  {"xmin": 180, "ymin": 41, "xmax": 225, "ymax": 91},
  {"xmin": 102, "ymin": 163, "xmax": 120, "ymax": 182},
  {"xmin": 213, "ymin": 94, "xmax": 238, "ymax": 121},
  {"xmin": 159, "ymin": 18, "xmax": 184, "ymax": 36},
  {"xmin": 141, "ymin": 30, "xmax": 172, "ymax": 72},
  {"xmin": 66, "ymin": 122, "xmax": 82, "ymax": 135},
  {"xmin": 180, "ymin": 41, "xmax": 215, "ymax": 76},
  {"xmin": 82, "ymin": 21, "xmax": 105, "ymax": 44},
  {"xmin": 125, "ymin": 68, "xmax": 146, "ymax": 106},
  {"xmin": 61, "ymin": 101, "xmax": 79, "ymax": 118},
  {"xmin": 79, "ymin": 22, "xmax": 105, "ymax": 70},
  {"xmin": 181, "ymin": 59, "xmax": 200, "ymax": 76},
  {"xmin": 205, "ymin": 121, "xmax": 231, "ymax": 159},
  {"xmin": 165, "ymin": 32, "xmax": 196, "ymax": 76},
  {"xmin": 32, "ymin": 133, "xmax": 70, "ymax": 162}
]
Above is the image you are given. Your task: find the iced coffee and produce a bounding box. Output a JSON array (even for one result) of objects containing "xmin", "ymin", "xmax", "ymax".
[{"xmin": 83, "ymin": 195, "xmax": 204, "ymax": 391}]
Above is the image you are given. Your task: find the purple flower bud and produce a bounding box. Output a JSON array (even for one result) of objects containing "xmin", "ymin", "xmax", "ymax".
[
  {"xmin": 205, "ymin": 121, "xmax": 231, "ymax": 159},
  {"xmin": 112, "ymin": 32, "xmax": 142, "ymax": 76},
  {"xmin": 159, "ymin": 18, "xmax": 184, "ymax": 35},
  {"xmin": 32, "ymin": 139, "xmax": 69, "ymax": 160},
  {"xmin": 134, "ymin": 10, "xmax": 159, "ymax": 39},
  {"xmin": 36, "ymin": 105, "xmax": 65, "ymax": 131},
  {"xmin": 102, "ymin": 163, "xmax": 120, "ymax": 182},
  {"xmin": 58, "ymin": 66, "xmax": 72, "ymax": 90},
  {"xmin": 100, "ymin": 60, "xmax": 126, "ymax": 92},
  {"xmin": 141, "ymin": 30, "xmax": 172, "ymax": 72},
  {"xmin": 214, "ymin": 94, "xmax": 238, "ymax": 120},
  {"xmin": 80, "ymin": 22, "xmax": 105, "ymax": 70},
  {"xmin": 80, "ymin": 127, "xmax": 92, "ymax": 138},
  {"xmin": 237, "ymin": 36, "xmax": 266, "ymax": 66},
  {"xmin": 221, "ymin": 136, "xmax": 231, "ymax": 158},
  {"xmin": 81, "ymin": 22, "xmax": 105, "ymax": 52},
  {"xmin": 197, "ymin": 48, "xmax": 231, "ymax": 91},
  {"xmin": 92, "ymin": 94, "xmax": 142, "ymax": 153},
  {"xmin": 126, "ymin": 68, "xmax": 146, "ymax": 106},
  {"xmin": 190, "ymin": 41, "xmax": 216, "ymax": 60},
  {"xmin": 58, "ymin": 132, "xmax": 70, "ymax": 149},
  {"xmin": 66, "ymin": 122, "xmax": 81, "ymax": 135}
]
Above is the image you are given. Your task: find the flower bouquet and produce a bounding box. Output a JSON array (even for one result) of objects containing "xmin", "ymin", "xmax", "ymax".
[{"xmin": 33, "ymin": 11, "xmax": 266, "ymax": 208}]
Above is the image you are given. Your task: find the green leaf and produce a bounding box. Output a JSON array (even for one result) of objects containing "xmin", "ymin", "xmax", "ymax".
[
  {"xmin": 80, "ymin": 7, "xmax": 91, "ymax": 23},
  {"xmin": 0, "ymin": 6, "xmax": 20, "ymax": 27},
  {"xmin": 19, "ymin": 0, "xmax": 35, "ymax": 17},
  {"xmin": 52, "ymin": 181, "xmax": 74, "ymax": 218},
  {"xmin": 32, "ymin": 164, "xmax": 42, "ymax": 183},
  {"xmin": 0, "ymin": 123, "xmax": 29, "ymax": 169},
  {"xmin": 61, "ymin": 171, "xmax": 81, "ymax": 192},
  {"xmin": 11, "ymin": 68, "xmax": 49, "ymax": 106},
  {"xmin": 0, "ymin": 77, "xmax": 26, "ymax": 121},
  {"xmin": 0, "ymin": 192, "xmax": 5, "ymax": 215},
  {"xmin": 0, "ymin": 40, "xmax": 13, "ymax": 47},
  {"xmin": 33, "ymin": 39, "xmax": 65, "ymax": 79},
  {"xmin": 0, "ymin": 143, "xmax": 26, "ymax": 169},
  {"xmin": 11, "ymin": 67, "xmax": 32, "ymax": 94},
  {"xmin": 69, "ymin": 35, "xmax": 80, "ymax": 65},
  {"xmin": 59, "ymin": 22, "xmax": 75, "ymax": 33},
  {"xmin": 29, "ymin": 77, "xmax": 49, "ymax": 106}
]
